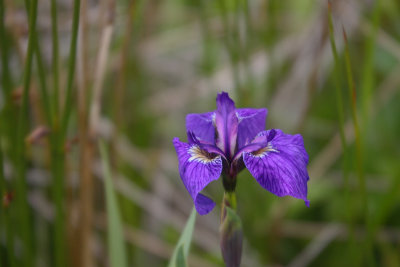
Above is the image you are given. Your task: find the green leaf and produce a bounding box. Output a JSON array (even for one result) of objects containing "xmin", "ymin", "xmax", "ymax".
[
  {"xmin": 99, "ymin": 140, "xmax": 128, "ymax": 267},
  {"xmin": 175, "ymin": 245, "xmax": 186, "ymax": 267},
  {"xmin": 168, "ymin": 207, "xmax": 196, "ymax": 267}
]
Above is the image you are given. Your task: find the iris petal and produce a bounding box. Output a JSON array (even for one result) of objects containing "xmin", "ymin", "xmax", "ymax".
[
  {"xmin": 186, "ymin": 112, "xmax": 215, "ymax": 144},
  {"xmin": 215, "ymin": 92, "xmax": 238, "ymax": 158},
  {"xmin": 173, "ymin": 137, "xmax": 223, "ymax": 215},
  {"xmin": 236, "ymin": 108, "xmax": 267, "ymax": 149},
  {"xmin": 243, "ymin": 129, "xmax": 309, "ymax": 206}
]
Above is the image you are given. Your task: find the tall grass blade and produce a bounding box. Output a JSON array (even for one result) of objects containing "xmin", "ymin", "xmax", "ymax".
[
  {"xmin": 61, "ymin": 0, "xmax": 81, "ymax": 135},
  {"xmin": 50, "ymin": 0, "xmax": 60, "ymax": 118},
  {"xmin": 99, "ymin": 140, "xmax": 128, "ymax": 267},
  {"xmin": 361, "ymin": 0, "xmax": 381, "ymax": 126},
  {"xmin": 343, "ymin": 27, "xmax": 371, "ymax": 265},
  {"xmin": 15, "ymin": 0, "xmax": 39, "ymax": 264},
  {"xmin": 168, "ymin": 207, "xmax": 196, "ymax": 267}
]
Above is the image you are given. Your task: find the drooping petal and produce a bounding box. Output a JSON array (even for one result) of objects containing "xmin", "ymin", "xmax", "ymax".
[
  {"xmin": 186, "ymin": 112, "xmax": 215, "ymax": 144},
  {"xmin": 215, "ymin": 92, "xmax": 238, "ymax": 159},
  {"xmin": 243, "ymin": 129, "xmax": 310, "ymax": 206},
  {"xmin": 236, "ymin": 108, "xmax": 267, "ymax": 149},
  {"xmin": 173, "ymin": 137, "xmax": 223, "ymax": 215}
]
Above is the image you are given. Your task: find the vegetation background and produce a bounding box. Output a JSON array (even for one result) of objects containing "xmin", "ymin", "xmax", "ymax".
[{"xmin": 1, "ymin": 0, "xmax": 400, "ymax": 266}]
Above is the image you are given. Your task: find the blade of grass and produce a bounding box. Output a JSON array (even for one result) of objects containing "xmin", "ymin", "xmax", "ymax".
[
  {"xmin": 0, "ymin": 151, "xmax": 16, "ymax": 267},
  {"xmin": 61, "ymin": 0, "xmax": 81, "ymax": 135},
  {"xmin": 23, "ymin": 0, "xmax": 53, "ymax": 126},
  {"xmin": 343, "ymin": 27, "xmax": 371, "ymax": 266},
  {"xmin": 99, "ymin": 140, "xmax": 128, "ymax": 267},
  {"xmin": 0, "ymin": 3, "xmax": 16, "ymax": 265},
  {"xmin": 327, "ymin": 2, "xmax": 346, "ymax": 150},
  {"xmin": 168, "ymin": 207, "xmax": 196, "ymax": 267},
  {"xmin": 50, "ymin": 0, "xmax": 60, "ymax": 118},
  {"xmin": 15, "ymin": 0, "xmax": 39, "ymax": 264},
  {"xmin": 327, "ymin": 0, "xmax": 354, "ymax": 253},
  {"xmin": 361, "ymin": 0, "xmax": 381, "ymax": 126},
  {"xmin": 48, "ymin": 0, "xmax": 81, "ymax": 264},
  {"xmin": 0, "ymin": 0, "xmax": 12, "ymax": 99}
]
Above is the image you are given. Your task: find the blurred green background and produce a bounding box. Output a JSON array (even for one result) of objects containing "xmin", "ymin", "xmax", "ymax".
[{"xmin": 1, "ymin": 0, "xmax": 400, "ymax": 266}]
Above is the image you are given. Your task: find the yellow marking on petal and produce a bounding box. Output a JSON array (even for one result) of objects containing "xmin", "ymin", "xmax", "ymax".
[
  {"xmin": 188, "ymin": 146, "xmax": 219, "ymax": 163},
  {"xmin": 252, "ymin": 143, "xmax": 278, "ymax": 158}
]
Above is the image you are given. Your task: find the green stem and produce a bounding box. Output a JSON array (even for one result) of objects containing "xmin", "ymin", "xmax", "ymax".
[
  {"xmin": 0, "ymin": 0, "xmax": 12, "ymax": 99},
  {"xmin": 23, "ymin": 0, "xmax": 53, "ymax": 126},
  {"xmin": 50, "ymin": 129, "xmax": 66, "ymax": 267},
  {"xmin": 61, "ymin": 0, "xmax": 81, "ymax": 136},
  {"xmin": 223, "ymin": 191, "xmax": 237, "ymax": 210},
  {"xmin": 15, "ymin": 0, "xmax": 39, "ymax": 264},
  {"xmin": 52, "ymin": 0, "xmax": 80, "ymax": 264},
  {"xmin": 328, "ymin": 6, "xmax": 357, "ymax": 264},
  {"xmin": 343, "ymin": 28, "xmax": 371, "ymax": 266},
  {"xmin": 50, "ymin": 0, "xmax": 60, "ymax": 118},
  {"xmin": 361, "ymin": 0, "xmax": 380, "ymax": 127},
  {"xmin": 34, "ymin": 39, "xmax": 53, "ymax": 126},
  {"xmin": 0, "ymin": 139, "xmax": 15, "ymax": 267}
]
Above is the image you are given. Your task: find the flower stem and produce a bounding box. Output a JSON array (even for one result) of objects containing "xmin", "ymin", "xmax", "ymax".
[{"xmin": 220, "ymin": 191, "xmax": 242, "ymax": 267}]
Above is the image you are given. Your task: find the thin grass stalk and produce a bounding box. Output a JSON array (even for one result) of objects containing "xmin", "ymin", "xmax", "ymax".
[
  {"xmin": 0, "ymin": 4, "xmax": 16, "ymax": 265},
  {"xmin": 342, "ymin": 28, "xmax": 371, "ymax": 265},
  {"xmin": 22, "ymin": 0, "xmax": 52, "ymax": 126},
  {"xmin": 327, "ymin": 3, "xmax": 346, "ymax": 149},
  {"xmin": 50, "ymin": 0, "xmax": 60, "ymax": 118},
  {"xmin": 80, "ymin": 2, "xmax": 115, "ymax": 266},
  {"xmin": 49, "ymin": 138, "xmax": 67, "ymax": 267},
  {"xmin": 111, "ymin": 3, "xmax": 137, "ymax": 263},
  {"xmin": 0, "ymin": 155, "xmax": 16, "ymax": 267},
  {"xmin": 22, "ymin": 0, "xmax": 65, "ymax": 264},
  {"xmin": 34, "ymin": 41, "xmax": 53, "ymax": 126},
  {"xmin": 61, "ymin": 0, "xmax": 81, "ymax": 135},
  {"xmin": 0, "ymin": 0, "xmax": 12, "ymax": 99},
  {"xmin": 15, "ymin": 0, "xmax": 39, "ymax": 264},
  {"xmin": 327, "ymin": 4, "xmax": 358, "ymax": 264},
  {"xmin": 361, "ymin": 0, "xmax": 380, "ymax": 126},
  {"xmin": 72, "ymin": 0, "xmax": 89, "ymax": 265},
  {"xmin": 113, "ymin": 0, "xmax": 135, "ymax": 136},
  {"xmin": 49, "ymin": 2, "xmax": 81, "ymax": 264}
]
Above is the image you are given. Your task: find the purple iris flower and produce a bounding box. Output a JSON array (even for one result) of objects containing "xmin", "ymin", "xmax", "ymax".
[{"xmin": 173, "ymin": 92, "xmax": 310, "ymax": 215}]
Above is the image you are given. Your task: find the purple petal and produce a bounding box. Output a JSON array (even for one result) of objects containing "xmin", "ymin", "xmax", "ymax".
[
  {"xmin": 243, "ymin": 129, "xmax": 309, "ymax": 206},
  {"xmin": 173, "ymin": 137, "xmax": 223, "ymax": 215},
  {"xmin": 236, "ymin": 108, "xmax": 267, "ymax": 149},
  {"xmin": 186, "ymin": 112, "xmax": 215, "ymax": 144},
  {"xmin": 215, "ymin": 92, "xmax": 238, "ymax": 158}
]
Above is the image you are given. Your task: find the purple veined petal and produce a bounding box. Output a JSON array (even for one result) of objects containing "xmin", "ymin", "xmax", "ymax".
[
  {"xmin": 215, "ymin": 92, "xmax": 238, "ymax": 159},
  {"xmin": 236, "ymin": 108, "xmax": 268, "ymax": 149},
  {"xmin": 173, "ymin": 137, "xmax": 223, "ymax": 215},
  {"xmin": 243, "ymin": 129, "xmax": 310, "ymax": 206},
  {"xmin": 186, "ymin": 112, "xmax": 215, "ymax": 144}
]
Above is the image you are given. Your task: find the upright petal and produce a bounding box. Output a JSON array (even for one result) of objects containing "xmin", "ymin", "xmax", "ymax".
[
  {"xmin": 236, "ymin": 108, "xmax": 267, "ymax": 149},
  {"xmin": 243, "ymin": 129, "xmax": 309, "ymax": 206},
  {"xmin": 215, "ymin": 92, "xmax": 238, "ymax": 159},
  {"xmin": 173, "ymin": 138, "xmax": 223, "ymax": 215},
  {"xmin": 186, "ymin": 112, "xmax": 215, "ymax": 144}
]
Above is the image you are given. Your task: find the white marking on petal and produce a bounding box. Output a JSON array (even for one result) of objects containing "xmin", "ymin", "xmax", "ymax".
[
  {"xmin": 188, "ymin": 146, "xmax": 220, "ymax": 163},
  {"xmin": 252, "ymin": 142, "xmax": 279, "ymax": 158}
]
